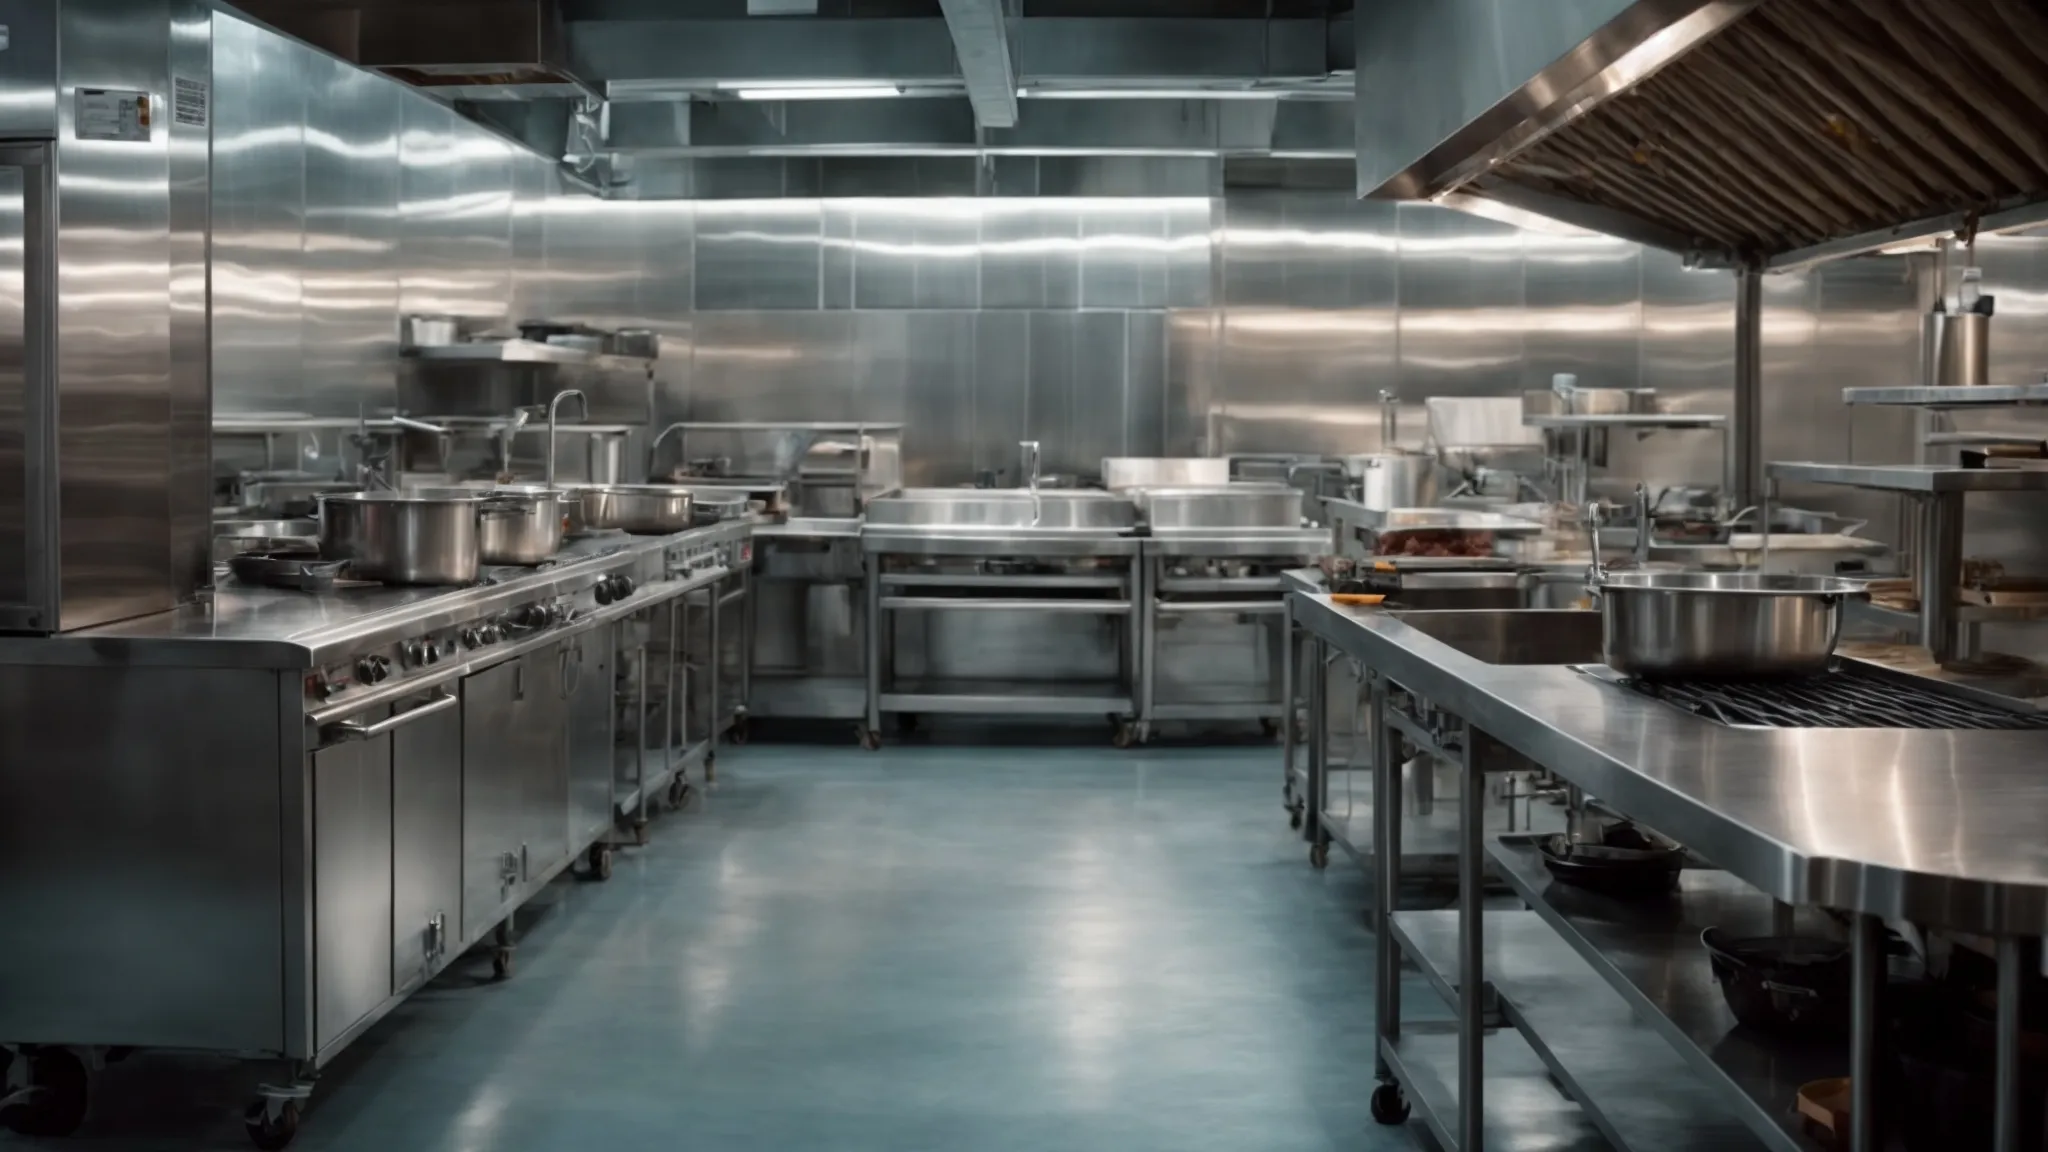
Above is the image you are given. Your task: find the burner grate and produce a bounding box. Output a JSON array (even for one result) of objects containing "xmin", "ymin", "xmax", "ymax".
[{"xmin": 1612, "ymin": 667, "xmax": 2048, "ymax": 730}]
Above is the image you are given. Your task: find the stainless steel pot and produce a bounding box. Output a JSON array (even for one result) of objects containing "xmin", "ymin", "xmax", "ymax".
[
  {"xmin": 577, "ymin": 484, "xmax": 695, "ymax": 535},
  {"xmin": 1347, "ymin": 454, "xmax": 1438, "ymax": 511},
  {"xmin": 477, "ymin": 488, "xmax": 575, "ymax": 565},
  {"xmin": 318, "ymin": 490, "xmax": 507, "ymax": 585},
  {"xmin": 1592, "ymin": 571, "xmax": 1867, "ymax": 677}
]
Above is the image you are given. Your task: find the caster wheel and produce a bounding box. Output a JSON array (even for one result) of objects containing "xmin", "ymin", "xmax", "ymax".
[
  {"xmin": 857, "ymin": 726, "xmax": 882, "ymax": 752},
  {"xmin": 588, "ymin": 844, "xmax": 613, "ymax": 882},
  {"xmin": 633, "ymin": 820, "xmax": 649, "ymax": 846},
  {"xmin": 1260, "ymin": 717, "xmax": 1279, "ymax": 738},
  {"xmin": 728, "ymin": 718, "xmax": 750, "ymax": 746},
  {"xmin": 491, "ymin": 948, "xmax": 514, "ymax": 981},
  {"xmin": 244, "ymin": 1099, "xmax": 300, "ymax": 1151},
  {"xmin": 2, "ymin": 1048, "xmax": 90, "ymax": 1138},
  {"xmin": 1309, "ymin": 842, "xmax": 1330, "ymax": 870},
  {"xmin": 1289, "ymin": 808, "xmax": 1303, "ymax": 831},
  {"xmin": 893, "ymin": 712, "xmax": 921, "ymax": 735},
  {"xmin": 1111, "ymin": 723, "xmax": 1135, "ymax": 749},
  {"xmin": 667, "ymin": 775, "xmax": 690, "ymax": 807},
  {"xmin": 1370, "ymin": 1083, "xmax": 1410, "ymax": 1125}
]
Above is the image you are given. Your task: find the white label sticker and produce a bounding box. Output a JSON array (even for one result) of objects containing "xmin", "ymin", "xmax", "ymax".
[
  {"xmin": 75, "ymin": 88, "xmax": 150, "ymax": 142},
  {"xmin": 172, "ymin": 76, "xmax": 207, "ymax": 128}
]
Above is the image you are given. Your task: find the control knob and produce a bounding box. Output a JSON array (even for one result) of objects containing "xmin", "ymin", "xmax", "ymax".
[
  {"xmin": 594, "ymin": 574, "xmax": 636, "ymax": 605},
  {"xmin": 400, "ymin": 639, "xmax": 430, "ymax": 668},
  {"xmin": 355, "ymin": 654, "xmax": 391, "ymax": 684},
  {"xmin": 460, "ymin": 627, "xmax": 483, "ymax": 649},
  {"xmin": 511, "ymin": 603, "xmax": 551, "ymax": 630}
]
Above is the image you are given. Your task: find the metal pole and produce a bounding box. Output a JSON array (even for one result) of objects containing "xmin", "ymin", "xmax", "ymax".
[
  {"xmin": 1306, "ymin": 640, "xmax": 1328, "ymax": 852},
  {"xmin": 1138, "ymin": 555, "xmax": 1155, "ymax": 740},
  {"xmin": 864, "ymin": 552, "xmax": 883, "ymax": 734},
  {"xmin": 1996, "ymin": 936, "xmax": 2026, "ymax": 1152},
  {"xmin": 1849, "ymin": 913, "xmax": 1884, "ymax": 1152},
  {"xmin": 1733, "ymin": 264, "xmax": 1764, "ymax": 512},
  {"xmin": 1371, "ymin": 677, "xmax": 1400, "ymax": 1069},
  {"xmin": 1457, "ymin": 729, "xmax": 1484, "ymax": 1152},
  {"xmin": 1281, "ymin": 592, "xmax": 1296, "ymax": 824},
  {"xmin": 1917, "ymin": 492, "xmax": 1965, "ymax": 662},
  {"xmin": 666, "ymin": 600, "xmax": 680, "ymax": 781},
  {"xmin": 710, "ymin": 576, "xmax": 723, "ymax": 751}
]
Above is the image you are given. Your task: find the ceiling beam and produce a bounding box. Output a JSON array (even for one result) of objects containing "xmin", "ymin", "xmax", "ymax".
[
  {"xmin": 937, "ymin": 0, "xmax": 1019, "ymax": 129},
  {"xmin": 572, "ymin": 18, "xmax": 1344, "ymax": 95},
  {"xmin": 601, "ymin": 96, "xmax": 1353, "ymax": 157}
]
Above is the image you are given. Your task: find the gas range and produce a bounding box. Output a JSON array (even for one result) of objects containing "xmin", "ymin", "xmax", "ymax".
[{"xmin": 1575, "ymin": 663, "xmax": 2048, "ymax": 730}]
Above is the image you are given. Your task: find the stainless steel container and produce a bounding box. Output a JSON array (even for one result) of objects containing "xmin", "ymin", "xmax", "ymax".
[
  {"xmin": 1934, "ymin": 311, "xmax": 1991, "ymax": 388},
  {"xmin": 1347, "ymin": 454, "xmax": 1438, "ymax": 511},
  {"xmin": 318, "ymin": 491, "xmax": 495, "ymax": 585},
  {"xmin": 578, "ymin": 484, "xmax": 695, "ymax": 535},
  {"xmin": 477, "ymin": 489, "xmax": 575, "ymax": 565},
  {"xmin": 1136, "ymin": 484, "xmax": 1302, "ymax": 529},
  {"xmin": 1592, "ymin": 571, "xmax": 1867, "ymax": 677}
]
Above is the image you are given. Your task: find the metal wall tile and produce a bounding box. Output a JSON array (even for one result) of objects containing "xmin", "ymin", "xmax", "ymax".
[
  {"xmin": 1070, "ymin": 312, "xmax": 1131, "ymax": 468},
  {"xmin": 821, "ymin": 201, "xmax": 855, "ymax": 310},
  {"xmin": 300, "ymin": 50, "xmax": 401, "ymax": 420},
  {"xmin": 1395, "ymin": 203, "xmax": 1525, "ymax": 402},
  {"xmin": 693, "ymin": 200, "xmax": 821, "ymax": 310},
  {"xmin": 1025, "ymin": 311, "xmax": 1076, "ymax": 472},
  {"xmin": 910, "ymin": 205, "xmax": 981, "ymax": 311},
  {"xmin": 902, "ymin": 312, "xmax": 975, "ymax": 485},
  {"xmin": 849, "ymin": 201, "xmax": 916, "ymax": 310},
  {"xmin": 1124, "ymin": 312, "xmax": 1168, "ymax": 458},
  {"xmin": 971, "ymin": 312, "xmax": 1030, "ymax": 480},
  {"xmin": 851, "ymin": 310, "xmax": 909, "ymax": 426},
  {"xmin": 687, "ymin": 312, "xmax": 853, "ymax": 422},
  {"xmin": 210, "ymin": 17, "xmax": 306, "ymax": 416}
]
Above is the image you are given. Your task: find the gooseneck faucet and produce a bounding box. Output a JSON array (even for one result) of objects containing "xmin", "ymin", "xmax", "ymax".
[
  {"xmin": 646, "ymin": 421, "xmax": 688, "ymax": 481},
  {"xmin": 546, "ymin": 389, "xmax": 588, "ymax": 489},
  {"xmin": 1019, "ymin": 439, "xmax": 1042, "ymax": 527}
]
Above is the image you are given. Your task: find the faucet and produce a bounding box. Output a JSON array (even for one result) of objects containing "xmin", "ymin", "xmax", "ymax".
[
  {"xmin": 1583, "ymin": 482, "xmax": 1653, "ymax": 590},
  {"xmin": 1631, "ymin": 481, "xmax": 1652, "ymax": 567},
  {"xmin": 546, "ymin": 389, "xmax": 588, "ymax": 489},
  {"xmin": 646, "ymin": 421, "xmax": 688, "ymax": 481},
  {"xmin": 1019, "ymin": 439, "xmax": 1042, "ymax": 527}
]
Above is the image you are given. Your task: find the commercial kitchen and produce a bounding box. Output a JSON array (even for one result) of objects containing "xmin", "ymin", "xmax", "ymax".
[{"xmin": 6, "ymin": 0, "xmax": 2048, "ymax": 1149}]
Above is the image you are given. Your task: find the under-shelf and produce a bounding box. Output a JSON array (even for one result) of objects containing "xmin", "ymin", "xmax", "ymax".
[
  {"xmin": 1524, "ymin": 413, "xmax": 1728, "ymax": 430},
  {"xmin": 1488, "ymin": 835, "xmax": 1841, "ymax": 1152},
  {"xmin": 1767, "ymin": 462, "xmax": 2048, "ymax": 493},
  {"xmin": 1843, "ymin": 384, "xmax": 2048, "ymax": 408}
]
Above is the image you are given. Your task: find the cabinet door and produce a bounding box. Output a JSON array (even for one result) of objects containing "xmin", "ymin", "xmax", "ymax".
[
  {"xmin": 312, "ymin": 723, "xmax": 393, "ymax": 1051},
  {"xmin": 392, "ymin": 690, "xmax": 463, "ymax": 992},
  {"xmin": 518, "ymin": 643, "xmax": 571, "ymax": 880},
  {"xmin": 461, "ymin": 661, "xmax": 522, "ymax": 943},
  {"xmin": 567, "ymin": 625, "xmax": 616, "ymax": 849}
]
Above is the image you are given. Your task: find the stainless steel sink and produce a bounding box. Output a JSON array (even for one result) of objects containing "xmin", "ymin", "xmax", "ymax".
[
  {"xmin": 866, "ymin": 488, "xmax": 1137, "ymax": 531},
  {"xmin": 1384, "ymin": 609, "xmax": 1602, "ymax": 665}
]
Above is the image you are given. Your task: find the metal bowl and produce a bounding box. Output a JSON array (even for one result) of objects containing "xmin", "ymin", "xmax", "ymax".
[
  {"xmin": 1593, "ymin": 571, "xmax": 1867, "ymax": 678},
  {"xmin": 577, "ymin": 484, "xmax": 695, "ymax": 535}
]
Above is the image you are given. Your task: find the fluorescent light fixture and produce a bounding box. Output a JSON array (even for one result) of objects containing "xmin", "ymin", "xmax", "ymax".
[{"xmin": 717, "ymin": 80, "xmax": 904, "ymax": 101}]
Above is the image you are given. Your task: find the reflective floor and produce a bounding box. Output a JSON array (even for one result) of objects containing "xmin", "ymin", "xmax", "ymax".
[{"xmin": 13, "ymin": 732, "xmax": 1436, "ymax": 1151}]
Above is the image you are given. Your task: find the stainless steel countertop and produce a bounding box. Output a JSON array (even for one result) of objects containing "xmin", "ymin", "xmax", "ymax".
[
  {"xmin": 754, "ymin": 516, "xmax": 863, "ymax": 540},
  {"xmin": 0, "ymin": 522, "xmax": 750, "ymax": 671},
  {"xmin": 1768, "ymin": 461, "xmax": 2048, "ymax": 492},
  {"xmin": 1290, "ymin": 590, "xmax": 2048, "ymax": 934}
]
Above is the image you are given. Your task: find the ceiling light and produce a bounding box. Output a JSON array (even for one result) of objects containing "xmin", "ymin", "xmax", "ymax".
[{"xmin": 718, "ymin": 81, "xmax": 904, "ymax": 101}]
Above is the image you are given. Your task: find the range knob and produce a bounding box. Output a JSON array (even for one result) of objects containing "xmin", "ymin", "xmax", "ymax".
[
  {"xmin": 594, "ymin": 574, "xmax": 636, "ymax": 604},
  {"xmin": 511, "ymin": 603, "xmax": 551, "ymax": 629},
  {"xmin": 355, "ymin": 655, "xmax": 391, "ymax": 684},
  {"xmin": 422, "ymin": 641, "xmax": 442, "ymax": 665},
  {"xmin": 481, "ymin": 622, "xmax": 505, "ymax": 645},
  {"xmin": 460, "ymin": 627, "xmax": 483, "ymax": 649}
]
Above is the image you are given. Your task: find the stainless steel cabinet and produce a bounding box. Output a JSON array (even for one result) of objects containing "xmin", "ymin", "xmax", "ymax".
[
  {"xmin": 311, "ymin": 714, "xmax": 392, "ymax": 1053},
  {"xmin": 520, "ymin": 643, "xmax": 571, "ymax": 883},
  {"xmin": 390, "ymin": 690, "xmax": 462, "ymax": 994},
  {"xmin": 567, "ymin": 625, "xmax": 616, "ymax": 849},
  {"xmin": 461, "ymin": 660, "xmax": 523, "ymax": 942}
]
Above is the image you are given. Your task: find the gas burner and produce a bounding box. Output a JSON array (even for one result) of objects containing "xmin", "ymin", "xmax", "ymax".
[{"xmin": 1576, "ymin": 664, "xmax": 2048, "ymax": 730}]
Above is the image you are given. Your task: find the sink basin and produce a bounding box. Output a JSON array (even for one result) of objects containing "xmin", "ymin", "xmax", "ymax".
[
  {"xmin": 867, "ymin": 488, "xmax": 1137, "ymax": 531},
  {"xmin": 1383, "ymin": 609, "xmax": 1601, "ymax": 665}
]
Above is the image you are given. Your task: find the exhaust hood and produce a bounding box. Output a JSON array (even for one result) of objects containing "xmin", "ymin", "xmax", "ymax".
[
  {"xmin": 1357, "ymin": 0, "xmax": 2048, "ymax": 266},
  {"xmin": 232, "ymin": 0, "xmax": 592, "ymax": 97}
]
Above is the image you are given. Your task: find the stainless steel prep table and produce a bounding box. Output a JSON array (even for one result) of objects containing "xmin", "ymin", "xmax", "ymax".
[
  {"xmin": 1136, "ymin": 527, "xmax": 1325, "ymax": 744},
  {"xmin": 0, "ymin": 519, "xmax": 748, "ymax": 1131},
  {"xmin": 1290, "ymin": 591, "xmax": 2048, "ymax": 1152},
  {"xmin": 862, "ymin": 523, "xmax": 1143, "ymax": 747}
]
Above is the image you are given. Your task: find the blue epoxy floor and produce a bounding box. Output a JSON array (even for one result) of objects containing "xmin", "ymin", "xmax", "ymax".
[{"xmin": 21, "ymin": 738, "xmax": 1436, "ymax": 1151}]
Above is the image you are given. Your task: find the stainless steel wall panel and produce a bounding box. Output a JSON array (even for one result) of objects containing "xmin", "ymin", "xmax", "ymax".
[
  {"xmin": 0, "ymin": 0, "xmax": 58, "ymax": 137},
  {"xmin": 1395, "ymin": 203, "xmax": 1525, "ymax": 402},
  {"xmin": 902, "ymin": 311, "xmax": 973, "ymax": 485},
  {"xmin": 910, "ymin": 203, "xmax": 980, "ymax": 311},
  {"xmin": 1164, "ymin": 199, "xmax": 1212, "ymax": 309},
  {"xmin": 852, "ymin": 310, "xmax": 909, "ymax": 426},
  {"xmin": 1520, "ymin": 231, "xmax": 1639, "ymax": 390},
  {"xmin": 979, "ymin": 201, "xmax": 1058, "ymax": 310},
  {"xmin": 849, "ymin": 201, "xmax": 915, "ymax": 311},
  {"xmin": 687, "ymin": 311, "xmax": 852, "ymax": 421},
  {"xmin": 1635, "ymin": 245, "xmax": 1737, "ymax": 498},
  {"xmin": 0, "ymin": 160, "xmax": 35, "ymax": 623},
  {"xmin": 821, "ymin": 200, "xmax": 855, "ymax": 311},
  {"xmin": 300, "ymin": 49, "xmax": 401, "ymax": 420},
  {"xmin": 970, "ymin": 311, "xmax": 1029, "ymax": 480},
  {"xmin": 694, "ymin": 199, "xmax": 821, "ymax": 310},
  {"xmin": 397, "ymin": 98, "xmax": 513, "ymax": 329},
  {"xmin": 209, "ymin": 15, "xmax": 305, "ymax": 418},
  {"xmin": 1071, "ymin": 312, "xmax": 1132, "ymax": 468},
  {"xmin": 1123, "ymin": 311, "xmax": 1168, "ymax": 459},
  {"xmin": 1025, "ymin": 311, "xmax": 1076, "ymax": 475},
  {"xmin": 1078, "ymin": 202, "xmax": 1167, "ymax": 310},
  {"xmin": 1165, "ymin": 308, "xmax": 1220, "ymax": 456}
]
